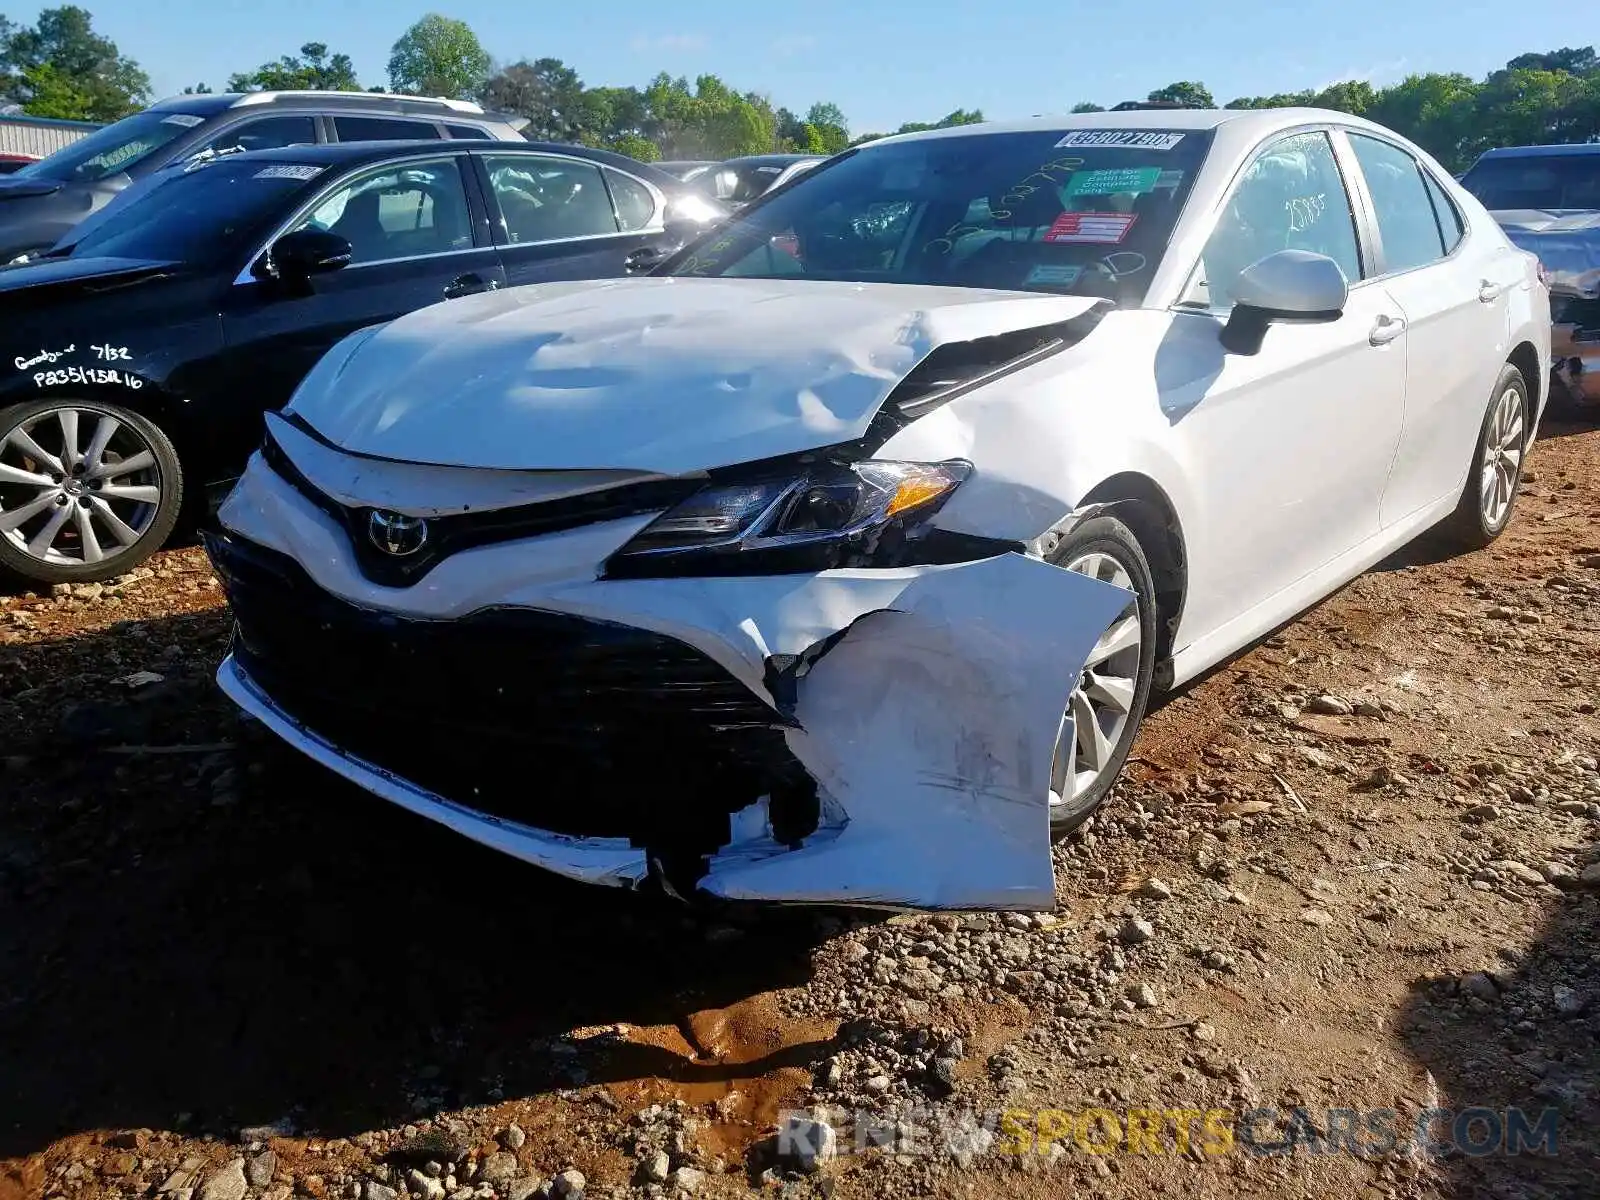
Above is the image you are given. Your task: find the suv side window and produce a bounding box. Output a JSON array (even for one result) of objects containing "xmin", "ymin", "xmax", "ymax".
[
  {"xmin": 483, "ymin": 155, "xmax": 620, "ymax": 243},
  {"xmin": 445, "ymin": 123, "xmax": 489, "ymax": 139},
  {"xmin": 195, "ymin": 115, "xmax": 317, "ymax": 158},
  {"xmin": 1422, "ymin": 169, "xmax": 1464, "ymax": 254},
  {"xmin": 289, "ymin": 157, "xmax": 473, "ymax": 265},
  {"xmin": 1185, "ymin": 130, "xmax": 1363, "ymax": 310},
  {"xmin": 1347, "ymin": 133, "xmax": 1447, "ymax": 273},
  {"xmin": 333, "ymin": 115, "xmax": 442, "ymax": 142}
]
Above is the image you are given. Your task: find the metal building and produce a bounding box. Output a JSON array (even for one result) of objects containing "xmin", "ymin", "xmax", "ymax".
[{"xmin": 0, "ymin": 111, "xmax": 103, "ymax": 160}]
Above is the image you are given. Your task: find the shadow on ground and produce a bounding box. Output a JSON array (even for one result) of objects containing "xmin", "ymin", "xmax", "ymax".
[
  {"xmin": 1394, "ymin": 848, "xmax": 1599, "ymax": 1198},
  {"xmin": 0, "ymin": 611, "xmax": 849, "ymax": 1159}
]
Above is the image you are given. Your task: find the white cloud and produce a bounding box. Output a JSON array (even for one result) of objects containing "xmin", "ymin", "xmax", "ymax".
[
  {"xmin": 772, "ymin": 34, "xmax": 818, "ymax": 56},
  {"xmin": 629, "ymin": 33, "xmax": 707, "ymax": 53},
  {"xmin": 1313, "ymin": 56, "xmax": 1411, "ymax": 91}
]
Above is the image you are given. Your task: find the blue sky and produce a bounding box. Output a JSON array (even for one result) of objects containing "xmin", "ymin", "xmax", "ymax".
[{"xmin": 22, "ymin": 0, "xmax": 1572, "ymax": 133}]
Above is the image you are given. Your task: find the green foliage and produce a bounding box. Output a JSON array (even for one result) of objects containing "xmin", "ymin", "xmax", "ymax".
[
  {"xmin": 0, "ymin": 5, "xmax": 149, "ymax": 120},
  {"xmin": 480, "ymin": 57, "xmax": 588, "ymax": 141},
  {"xmin": 1148, "ymin": 80, "xmax": 1214, "ymax": 108},
  {"xmin": 227, "ymin": 41, "xmax": 361, "ymax": 93},
  {"xmin": 386, "ymin": 13, "xmax": 490, "ymax": 99},
  {"xmin": 1087, "ymin": 51, "xmax": 1600, "ymax": 171},
  {"xmin": 610, "ymin": 133, "xmax": 659, "ymax": 162},
  {"xmin": 8, "ymin": 14, "xmax": 1599, "ymax": 180}
]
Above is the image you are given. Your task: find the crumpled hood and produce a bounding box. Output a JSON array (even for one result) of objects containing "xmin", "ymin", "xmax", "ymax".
[
  {"xmin": 286, "ymin": 276, "xmax": 1104, "ymax": 474},
  {"xmin": 1492, "ymin": 208, "xmax": 1600, "ymax": 299}
]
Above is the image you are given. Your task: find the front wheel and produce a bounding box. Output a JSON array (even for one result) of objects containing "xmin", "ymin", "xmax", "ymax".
[
  {"xmin": 1440, "ymin": 364, "xmax": 1529, "ymax": 551},
  {"xmin": 0, "ymin": 398, "xmax": 183, "ymax": 585},
  {"xmin": 1046, "ymin": 514, "xmax": 1159, "ymax": 839}
]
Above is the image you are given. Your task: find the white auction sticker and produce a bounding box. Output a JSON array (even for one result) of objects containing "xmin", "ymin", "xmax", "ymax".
[
  {"xmin": 1054, "ymin": 130, "xmax": 1186, "ymax": 151},
  {"xmin": 254, "ymin": 165, "xmax": 324, "ymax": 181}
]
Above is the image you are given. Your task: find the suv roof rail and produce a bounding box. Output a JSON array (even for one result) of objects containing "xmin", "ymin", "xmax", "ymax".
[
  {"xmin": 228, "ymin": 91, "xmax": 487, "ymax": 113},
  {"xmin": 1111, "ymin": 99, "xmax": 1195, "ymax": 111}
]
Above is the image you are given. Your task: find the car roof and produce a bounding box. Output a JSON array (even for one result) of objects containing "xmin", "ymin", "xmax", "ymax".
[
  {"xmin": 719, "ymin": 153, "xmax": 827, "ymax": 168},
  {"xmin": 1474, "ymin": 143, "xmax": 1600, "ymax": 160},
  {"xmin": 203, "ymin": 139, "xmax": 688, "ymax": 186}
]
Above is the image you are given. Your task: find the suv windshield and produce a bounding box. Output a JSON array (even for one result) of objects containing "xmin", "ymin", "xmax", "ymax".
[
  {"xmin": 15, "ymin": 109, "xmax": 209, "ymax": 184},
  {"xmin": 66, "ymin": 158, "xmax": 327, "ymax": 265},
  {"xmin": 1460, "ymin": 153, "xmax": 1600, "ymax": 211},
  {"xmin": 663, "ymin": 128, "xmax": 1212, "ymax": 303}
]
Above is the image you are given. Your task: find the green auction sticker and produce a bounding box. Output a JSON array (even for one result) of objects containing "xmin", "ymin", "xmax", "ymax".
[{"xmin": 1066, "ymin": 166, "xmax": 1163, "ymax": 196}]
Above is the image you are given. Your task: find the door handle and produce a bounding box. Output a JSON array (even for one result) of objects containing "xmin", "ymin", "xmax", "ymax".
[
  {"xmin": 624, "ymin": 247, "xmax": 666, "ymax": 275},
  {"xmin": 1369, "ymin": 314, "xmax": 1406, "ymax": 346},
  {"xmin": 1478, "ymin": 279, "xmax": 1503, "ymax": 303},
  {"xmin": 444, "ymin": 273, "xmax": 499, "ymax": 300}
]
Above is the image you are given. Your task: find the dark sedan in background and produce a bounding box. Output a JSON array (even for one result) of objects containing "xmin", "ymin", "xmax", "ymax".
[
  {"xmin": 655, "ymin": 159, "xmax": 717, "ymax": 182},
  {"xmin": 1460, "ymin": 143, "xmax": 1600, "ymax": 406},
  {"xmin": 689, "ymin": 153, "xmax": 826, "ymax": 209},
  {"xmin": 0, "ymin": 139, "xmax": 726, "ymax": 585}
]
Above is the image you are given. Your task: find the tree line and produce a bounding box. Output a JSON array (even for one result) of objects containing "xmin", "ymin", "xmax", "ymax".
[{"xmin": 2, "ymin": 7, "xmax": 1598, "ymax": 170}]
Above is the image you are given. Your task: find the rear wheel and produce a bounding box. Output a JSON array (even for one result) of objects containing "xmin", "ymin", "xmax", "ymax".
[
  {"xmin": 0, "ymin": 398, "xmax": 183, "ymax": 585},
  {"xmin": 1441, "ymin": 364, "xmax": 1528, "ymax": 551},
  {"xmin": 1046, "ymin": 515, "xmax": 1159, "ymax": 839}
]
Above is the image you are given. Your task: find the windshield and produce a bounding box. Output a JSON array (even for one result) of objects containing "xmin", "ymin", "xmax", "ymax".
[
  {"xmin": 1460, "ymin": 153, "xmax": 1600, "ymax": 211},
  {"xmin": 664, "ymin": 129, "xmax": 1213, "ymax": 302},
  {"xmin": 16, "ymin": 110, "xmax": 206, "ymax": 184},
  {"xmin": 67, "ymin": 158, "xmax": 326, "ymax": 265}
]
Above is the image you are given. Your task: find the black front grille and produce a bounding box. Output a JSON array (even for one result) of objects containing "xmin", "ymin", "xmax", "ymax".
[
  {"xmin": 260, "ymin": 420, "xmax": 702, "ymax": 588},
  {"xmin": 205, "ymin": 529, "xmax": 810, "ymax": 855}
]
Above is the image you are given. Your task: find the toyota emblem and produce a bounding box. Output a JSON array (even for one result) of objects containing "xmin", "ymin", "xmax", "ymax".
[{"xmin": 367, "ymin": 510, "xmax": 429, "ymax": 557}]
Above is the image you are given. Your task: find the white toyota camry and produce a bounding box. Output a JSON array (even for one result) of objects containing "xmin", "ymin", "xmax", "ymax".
[{"xmin": 206, "ymin": 107, "xmax": 1550, "ymax": 911}]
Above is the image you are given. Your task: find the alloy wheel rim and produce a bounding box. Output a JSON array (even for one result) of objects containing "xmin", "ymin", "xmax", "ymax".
[
  {"xmin": 0, "ymin": 407, "xmax": 162, "ymax": 568},
  {"xmin": 1049, "ymin": 551, "xmax": 1142, "ymax": 816},
  {"xmin": 1478, "ymin": 386, "xmax": 1524, "ymax": 530}
]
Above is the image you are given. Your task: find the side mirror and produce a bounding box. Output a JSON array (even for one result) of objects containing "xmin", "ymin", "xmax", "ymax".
[
  {"xmin": 1220, "ymin": 249, "xmax": 1348, "ymax": 355},
  {"xmin": 257, "ymin": 228, "xmax": 352, "ymax": 288}
]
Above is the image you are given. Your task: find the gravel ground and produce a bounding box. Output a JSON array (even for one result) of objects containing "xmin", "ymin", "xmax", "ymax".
[{"xmin": 2, "ymin": 415, "xmax": 1598, "ymax": 1200}]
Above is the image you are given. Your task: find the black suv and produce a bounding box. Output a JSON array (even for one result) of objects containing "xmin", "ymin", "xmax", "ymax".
[
  {"xmin": 0, "ymin": 139, "xmax": 726, "ymax": 585},
  {"xmin": 0, "ymin": 91, "xmax": 528, "ymax": 263}
]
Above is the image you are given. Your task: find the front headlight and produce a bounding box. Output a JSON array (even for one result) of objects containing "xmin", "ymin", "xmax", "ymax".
[{"xmin": 604, "ymin": 459, "xmax": 972, "ymax": 577}]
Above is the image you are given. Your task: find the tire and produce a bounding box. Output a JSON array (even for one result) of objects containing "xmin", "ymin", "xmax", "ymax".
[
  {"xmin": 0, "ymin": 398, "xmax": 183, "ymax": 586},
  {"xmin": 1045, "ymin": 513, "xmax": 1159, "ymax": 839},
  {"xmin": 1440, "ymin": 364, "xmax": 1528, "ymax": 551}
]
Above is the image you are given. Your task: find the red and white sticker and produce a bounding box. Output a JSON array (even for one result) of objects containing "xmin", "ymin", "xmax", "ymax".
[{"xmin": 1043, "ymin": 211, "xmax": 1138, "ymax": 244}]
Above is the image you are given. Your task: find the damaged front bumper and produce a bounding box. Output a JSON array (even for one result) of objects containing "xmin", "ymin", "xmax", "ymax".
[
  {"xmin": 1552, "ymin": 317, "xmax": 1600, "ymax": 404},
  {"xmin": 208, "ymin": 467, "xmax": 1130, "ymax": 911}
]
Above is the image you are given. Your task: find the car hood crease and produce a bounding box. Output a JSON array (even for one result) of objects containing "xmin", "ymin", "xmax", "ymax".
[{"xmin": 284, "ymin": 277, "xmax": 1106, "ymax": 475}]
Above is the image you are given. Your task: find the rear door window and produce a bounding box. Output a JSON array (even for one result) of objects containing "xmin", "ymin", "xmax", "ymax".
[
  {"xmin": 1348, "ymin": 133, "xmax": 1448, "ymax": 274},
  {"xmin": 603, "ymin": 168, "xmax": 657, "ymax": 231},
  {"xmin": 1422, "ymin": 170, "xmax": 1464, "ymax": 253},
  {"xmin": 483, "ymin": 154, "xmax": 621, "ymax": 243}
]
